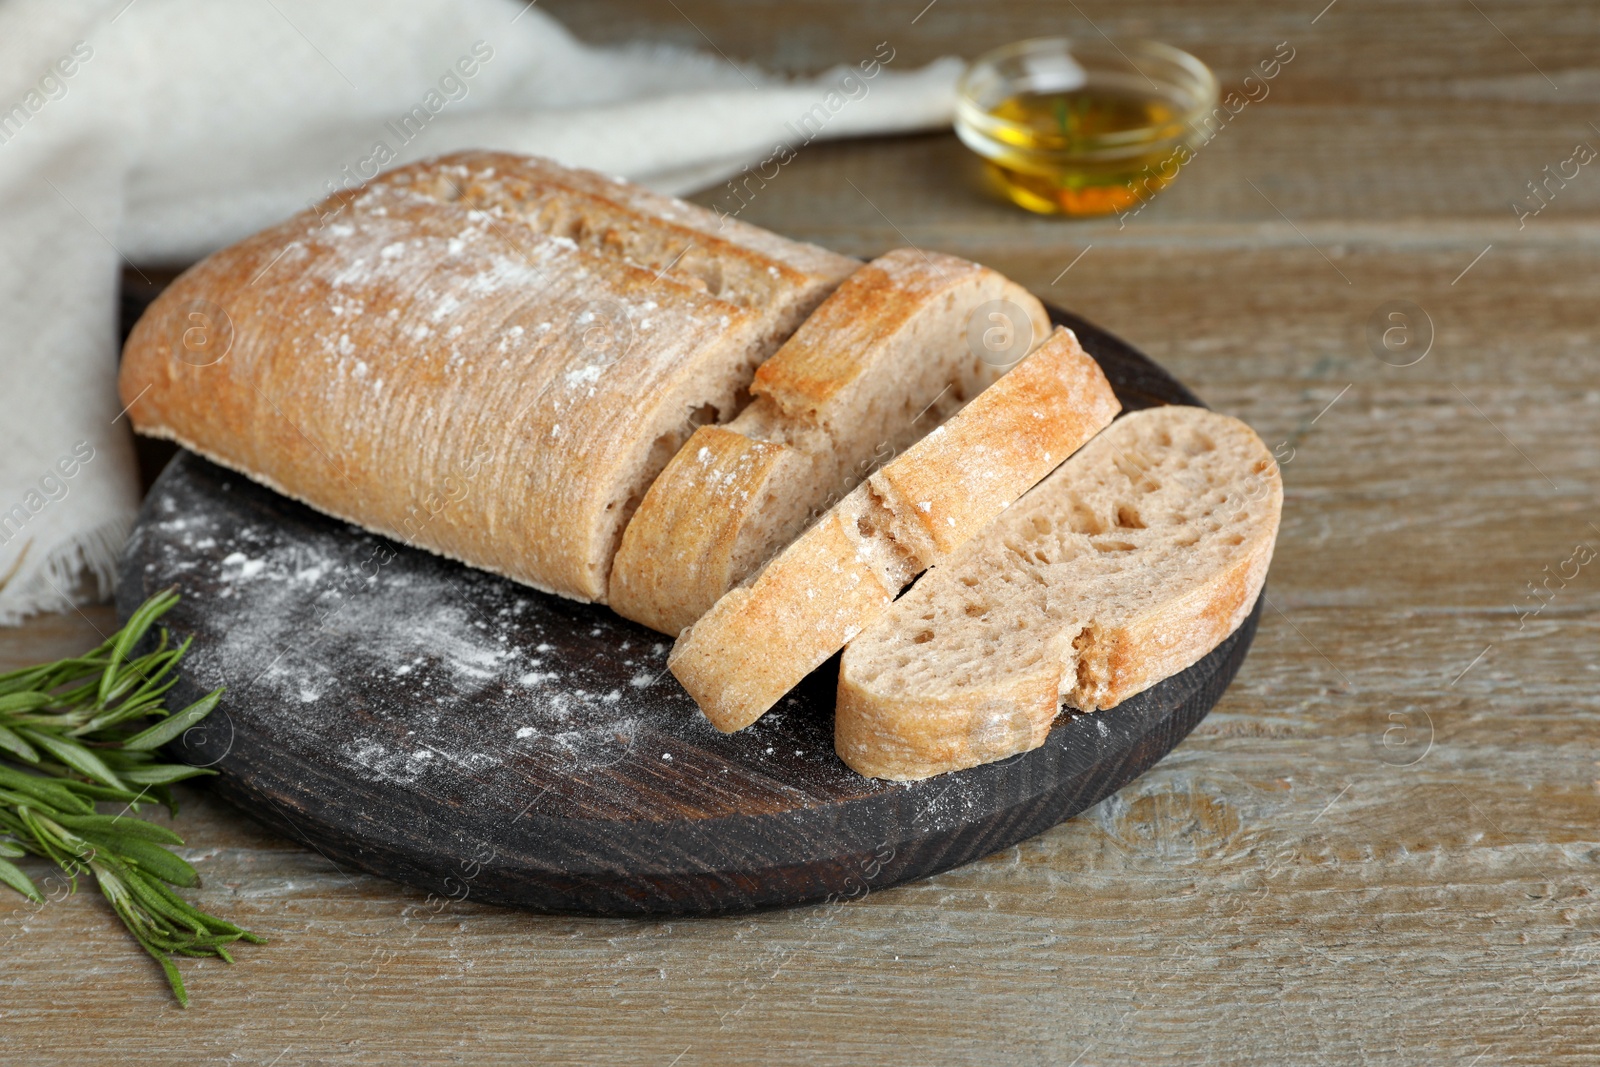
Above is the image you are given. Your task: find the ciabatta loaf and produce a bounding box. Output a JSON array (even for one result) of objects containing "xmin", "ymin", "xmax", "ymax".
[
  {"xmin": 609, "ymin": 249, "xmax": 1051, "ymax": 635},
  {"xmin": 118, "ymin": 151, "xmax": 855, "ymax": 602},
  {"xmin": 669, "ymin": 327, "xmax": 1120, "ymax": 733},
  {"xmin": 835, "ymin": 406, "xmax": 1282, "ymax": 781}
]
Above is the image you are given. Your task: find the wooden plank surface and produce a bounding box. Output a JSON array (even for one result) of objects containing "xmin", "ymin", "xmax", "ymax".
[{"xmin": 4, "ymin": 0, "xmax": 1597, "ymax": 1062}]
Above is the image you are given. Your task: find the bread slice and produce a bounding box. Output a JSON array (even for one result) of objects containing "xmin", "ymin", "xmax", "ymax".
[
  {"xmin": 668, "ymin": 327, "xmax": 1121, "ymax": 732},
  {"xmin": 608, "ymin": 248, "xmax": 1052, "ymax": 635},
  {"xmin": 118, "ymin": 151, "xmax": 856, "ymax": 603},
  {"xmin": 835, "ymin": 406, "xmax": 1282, "ymax": 781}
]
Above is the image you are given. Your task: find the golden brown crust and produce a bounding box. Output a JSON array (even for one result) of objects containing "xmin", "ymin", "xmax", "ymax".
[
  {"xmin": 609, "ymin": 250, "xmax": 1052, "ymax": 635},
  {"xmin": 834, "ymin": 666, "xmax": 1060, "ymax": 781},
  {"xmin": 746, "ymin": 258, "xmax": 906, "ymax": 417},
  {"xmin": 118, "ymin": 151, "xmax": 854, "ymax": 602},
  {"xmin": 606, "ymin": 425, "xmax": 799, "ymax": 627},
  {"xmin": 743, "ymin": 250, "xmax": 1047, "ymax": 418},
  {"xmin": 867, "ymin": 328, "xmax": 1123, "ymax": 557},
  {"xmin": 667, "ymin": 328, "xmax": 1121, "ymax": 733},
  {"xmin": 666, "ymin": 511, "xmax": 897, "ymax": 732},
  {"xmin": 1082, "ymin": 551, "xmax": 1262, "ymax": 711}
]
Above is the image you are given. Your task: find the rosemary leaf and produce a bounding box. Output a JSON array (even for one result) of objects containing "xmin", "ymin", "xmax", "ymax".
[
  {"xmin": 0, "ymin": 853, "xmax": 40, "ymax": 901},
  {"xmin": 0, "ymin": 723, "xmax": 40, "ymax": 763},
  {"xmin": 15, "ymin": 728, "xmax": 128, "ymax": 790},
  {"xmin": 50, "ymin": 813, "xmax": 186, "ymax": 845},
  {"xmin": 0, "ymin": 589, "xmax": 263, "ymax": 1005},
  {"xmin": 123, "ymin": 688, "xmax": 223, "ymax": 752}
]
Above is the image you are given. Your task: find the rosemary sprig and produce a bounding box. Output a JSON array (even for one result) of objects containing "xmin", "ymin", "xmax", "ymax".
[{"xmin": 0, "ymin": 589, "xmax": 263, "ymax": 1006}]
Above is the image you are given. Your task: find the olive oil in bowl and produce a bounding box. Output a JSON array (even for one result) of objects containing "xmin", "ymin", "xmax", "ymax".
[{"xmin": 956, "ymin": 39, "xmax": 1217, "ymax": 218}]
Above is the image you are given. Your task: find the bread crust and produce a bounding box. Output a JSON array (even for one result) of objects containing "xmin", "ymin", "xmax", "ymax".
[
  {"xmin": 668, "ymin": 327, "xmax": 1120, "ymax": 733},
  {"xmin": 664, "ymin": 510, "xmax": 900, "ymax": 730},
  {"xmin": 865, "ymin": 327, "xmax": 1120, "ymax": 558},
  {"xmin": 834, "ymin": 406, "xmax": 1283, "ymax": 781},
  {"xmin": 835, "ymin": 667, "xmax": 1063, "ymax": 781},
  {"xmin": 609, "ymin": 250, "xmax": 1051, "ymax": 635},
  {"xmin": 118, "ymin": 151, "xmax": 855, "ymax": 602}
]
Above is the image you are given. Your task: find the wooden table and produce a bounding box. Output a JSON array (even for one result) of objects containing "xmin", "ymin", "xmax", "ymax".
[{"xmin": 6, "ymin": 1, "xmax": 1597, "ymax": 1062}]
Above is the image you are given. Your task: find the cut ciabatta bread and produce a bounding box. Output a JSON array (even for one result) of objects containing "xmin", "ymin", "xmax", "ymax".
[
  {"xmin": 668, "ymin": 327, "xmax": 1121, "ymax": 733},
  {"xmin": 608, "ymin": 248, "xmax": 1051, "ymax": 635},
  {"xmin": 835, "ymin": 405, "xmax": 1283, "ymax": 781},
  {"xmin": 118, "ymin": 151, "xmax": 856, "ymax": 603}
]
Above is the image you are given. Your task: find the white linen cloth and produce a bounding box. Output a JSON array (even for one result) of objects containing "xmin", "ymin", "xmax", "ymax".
[{"xmin": 0, "ymin": 0, "xmax": 961, "ymax": 625}]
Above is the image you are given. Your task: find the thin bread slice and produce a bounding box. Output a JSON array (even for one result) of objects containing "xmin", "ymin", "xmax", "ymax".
[
  {"xmin": 609, "ymin": 249, "xmax": 1051, "ymax": 635},
  {"xmin": 668, "ymin": 327, "xmax": 1121, "ymax": 732},
  {"xmin": 118, "ymin": 151, "xmax": 855, "ymax": 603},
  {"xmin": 835, "ymin": 406, "xmax": 1282, "ymax": 781}
]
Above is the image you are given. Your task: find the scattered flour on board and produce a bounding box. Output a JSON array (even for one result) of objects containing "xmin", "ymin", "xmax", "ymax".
[{"xmin": 144, "ymin": 496, "xmax": 683, "ymax": 791}]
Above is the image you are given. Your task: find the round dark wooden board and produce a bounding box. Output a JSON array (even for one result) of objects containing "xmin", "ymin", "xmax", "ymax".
[{"xmin": 117, "ymin": 305, "xmax": 1259, "ymax": 916}]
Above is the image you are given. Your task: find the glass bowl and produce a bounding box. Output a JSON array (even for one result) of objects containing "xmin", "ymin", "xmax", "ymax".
[{"xmin": 955, "ymin": 37, "xmax": 1219, "ymax": 217}]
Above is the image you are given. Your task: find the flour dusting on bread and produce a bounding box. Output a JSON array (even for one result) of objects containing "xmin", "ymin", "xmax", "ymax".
[{"xmin": 119, "ymin": 151, "xmax": 855, "ymax": 604}]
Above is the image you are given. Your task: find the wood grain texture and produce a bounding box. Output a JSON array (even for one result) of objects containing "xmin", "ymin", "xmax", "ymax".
[{"xmin": 3, "ymin": 0, "xmax": 1598, "ymax": 1062}]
